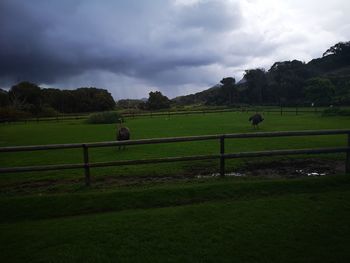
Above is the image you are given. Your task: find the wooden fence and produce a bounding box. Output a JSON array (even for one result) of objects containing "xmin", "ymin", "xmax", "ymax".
[
  {"xmin": 0, "ymin": 129, "xmax": 349, "ymax": 186},
  {"xmin": 0, "ymin": 106, "xmax": 322, "ymax": 124}
]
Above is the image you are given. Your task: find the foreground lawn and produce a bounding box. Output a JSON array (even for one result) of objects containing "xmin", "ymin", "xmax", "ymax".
[{"xmin": 1, "ymin": 175, "xmax": 350, "ymax": 262}]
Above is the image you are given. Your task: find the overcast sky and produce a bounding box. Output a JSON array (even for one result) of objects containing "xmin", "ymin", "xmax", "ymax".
[{"xmin": 1, "ymin": 0, "xmax": 349, "ymax": 99}]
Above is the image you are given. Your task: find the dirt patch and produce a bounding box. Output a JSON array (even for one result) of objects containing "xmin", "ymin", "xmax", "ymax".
[
  {"xmin": 1, "ymin": 158, "xmax": 346, "ymax": 195},
  {"xmin": 235, "ymin": 158, "xmax": 344, "ymax": 178}
]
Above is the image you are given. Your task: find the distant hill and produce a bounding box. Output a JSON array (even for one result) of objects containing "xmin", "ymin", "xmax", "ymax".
[
  {"xmin": 173, "ymin": 41, "xmax": 350, "ymax": 106},
  {"xmin": 172, "ymin": 84, "xmax": 221, "ymax": 105}
]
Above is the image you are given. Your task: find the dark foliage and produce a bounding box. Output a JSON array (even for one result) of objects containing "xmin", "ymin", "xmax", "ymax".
[
  {"xmin": 173, "ymin": 41, "xmax": 350, "ymax": 106},
  {"xmin": 304, "ymin": 78, "xmax": 335, "ymax": 106},
  {"xmin": 9, "ymin": 82, "xmax": 42, "ymax": 114},
  {"xmin": 0, "ymin": 107, "xmax": 31, "ymax": 121},
  {"xmin": 5, "ymin": 82, "xmax": 116, "ymax": 116},
  {"xmin": 86, "ymin": 111, "xmax": 122, "ymax": 124},
  {"xmin": 0, "ymin": 89, "xmax": 10, "ymax": 107},
  {"xmin": 116, "ymin": 99, "xmax": 146, "ymax": 109},
  {"xmin": 146, "ymin": 91, "xmax": 171, "ymax": 110}
]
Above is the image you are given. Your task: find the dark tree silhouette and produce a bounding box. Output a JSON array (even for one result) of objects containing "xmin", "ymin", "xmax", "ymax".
[{"xmin": 147, "ymin": 91, "xmax": 171, "ymax": 110}]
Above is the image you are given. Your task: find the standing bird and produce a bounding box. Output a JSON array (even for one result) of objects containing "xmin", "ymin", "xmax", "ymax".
[
  {"xmin": 116, "ymin": 119, "xmax": 130, "ymax": 150},
  {"xmin": 249, "ymin": 113, "xmax": 264, "ymax": 129}
]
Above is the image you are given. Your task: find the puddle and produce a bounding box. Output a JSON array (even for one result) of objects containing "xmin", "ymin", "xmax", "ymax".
[
  {"xmin": 196, "ymin": 172, "xmax": 245, "ymax": 179},
  {"xmin": 236, "ymin": 158, "xmax": 343, "ymax": 178},
  {"xmin": 295, "ymin": 169, "xmax": 327, "ymax": 177},
  {"xmin": 307, "ymin": 172, "xmax": 326, "ymax": 177},
  {"xmin": 194, "ymin": 159, "xmax": 342, "ymax": 179}
]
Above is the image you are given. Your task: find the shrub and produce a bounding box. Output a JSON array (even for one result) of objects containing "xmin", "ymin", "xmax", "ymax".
[
  {"xmin": 37, "ymin": 106, "xmax": 59, "ymax": 117},
  {"xmin": 86, "ymin": 111, "xmax": 123, "ymax": 124},
  {"xmin": 0, "ymin": 106, "xmax": 31, "ymax": 122},
  {"xmin": 322, "ymin": 107, "xmax": 350, "ymax": 116}
]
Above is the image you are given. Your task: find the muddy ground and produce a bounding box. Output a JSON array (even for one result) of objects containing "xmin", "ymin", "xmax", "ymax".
[
  {"xmin": 235, "ymin": 158, "xmax": 345, "ymax": 178},
  {"xmin": 1, "ymin": 158, "xmax": 346, "ymax": 195}
]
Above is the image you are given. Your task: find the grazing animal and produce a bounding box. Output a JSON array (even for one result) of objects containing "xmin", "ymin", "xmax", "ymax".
[
  {"xmin": 116, "ymin": 120, "xmax": 130, "ymax": 150},
  {"xmin": 249, "ymin": 113, "xmax": 264, "ymax": 129}
]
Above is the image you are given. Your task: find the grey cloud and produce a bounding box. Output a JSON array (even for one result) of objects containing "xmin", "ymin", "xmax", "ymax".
[
  {"xmin": 175, "ymin": 1, "xmax": 242, "ymax": 32},
  {"xmin": 0, "ymin": 0, "xmax": 241, "ymax": 89},
  {"xmin": 0, "ymin": 0, "xmax": 349, "ymax": 99}
]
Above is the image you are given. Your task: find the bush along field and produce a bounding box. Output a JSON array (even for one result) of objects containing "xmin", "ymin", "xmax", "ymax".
[{"xmin": 1, "ymin": 111, "xmax": 350, "ymax": 262}]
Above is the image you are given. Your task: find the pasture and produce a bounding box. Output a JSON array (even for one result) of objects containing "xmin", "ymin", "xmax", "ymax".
[
  {"xmin": 1, "ymin": 111, "xmax": 350, "ymax": 262},
  {"xmin": 1, "ymin": 176, "xmax": 350, "ymax": 262},
  {"xmin": 1, "ymin": 111, "xmax": 350, "ymax": 194}
]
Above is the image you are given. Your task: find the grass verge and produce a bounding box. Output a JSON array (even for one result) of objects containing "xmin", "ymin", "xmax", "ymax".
[{"xmin": 1, "ymin": 175, "xmax": 350, "ymax": 262}]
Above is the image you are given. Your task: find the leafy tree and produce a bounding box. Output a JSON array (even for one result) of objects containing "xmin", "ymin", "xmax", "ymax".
[
  {"xmin": 94, "ymin": 91, "xmax": 116, "ymax": 111},
  {"xmin": 243, "ymin": 69, "xmax": 268, "ymax": 104},
  {"xmin": 7, "ymin": 82, "xmax": 116, "ymax": 114},
  {"xmin": 147, "ymin": 91, "xmax": 171, "ymax": 110},
  {"xmin": 73, "ymin": 88, "xmax": 115, "ymax": 112},
  {"xmin": 220, "ymin": 77, "xmax": 237, "ymax": 105},
  {"xmin": 41, "ymin": 88, "xmax": 65, "ymax": 111},
  {"xmin": 9, "ymin": 81, "xmax": 42, "ymax": 113},
  {"xmin": 41, "ymin": 87, "xmax": 115, "ymax": 113},
  {"xmin": 173, "ymin": 42, "xmax": 350, "ymax": 107},
  {"xmin": 304, "ymin": 78, "xmax": 335, "ymax": 106},
  {"xmin": 332, "ymin": 80, "xmax": 350, "ymax": 105},
  {"xmin": 323, "ymin": 41, "xmax": 350, "ymax": 57},
  {"xmin": 310, "ymin": 41, "xmax": 350, "ymax": 72},
  {"xmin": 116, "ymin": 99, "xmax": 145, "ymax": 109},
  {"xmin": 268, "ymin": 60, "xmax": 308, "ymax": 104},
  {"xmin": 0, "ymin": 89, "xmax": 9, "ymax": 107}
]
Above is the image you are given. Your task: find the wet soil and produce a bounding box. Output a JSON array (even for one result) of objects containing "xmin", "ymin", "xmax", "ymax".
[
  {"xmin": 1, "ymin": 158, "xmax": 346, "ymax": 195},
  {"xmin": 236, "ymin": 158, "xmax": 344, "ymax": 178}
]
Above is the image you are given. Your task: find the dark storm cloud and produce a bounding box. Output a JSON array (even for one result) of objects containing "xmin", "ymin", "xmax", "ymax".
[
  {"xmin": 0, "ymin": 0, "xmax": 82, "ymax": 81},
  {"xmin": 1, "ymin": 1, "xmax": 223, "ymax": 79},
  {"xmin": 0, "ymin": 0, "xmax": 243, "ymax": 91},
  {"xmin": 1, "ymin": 0, "xmax": 349, "ymax": 98}
]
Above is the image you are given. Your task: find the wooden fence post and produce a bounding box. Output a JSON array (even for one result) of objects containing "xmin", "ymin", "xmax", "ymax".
[
  {"xmin": 346, "ymin": 133, "xmax": 350, "ymax": 174},
  {"xmin": 220, "ymin": 135, "xmax": 225, "ymax": 177},
  {"xmin": 83, "ymin": 144, "xmax": 91, "ymax": 186}
]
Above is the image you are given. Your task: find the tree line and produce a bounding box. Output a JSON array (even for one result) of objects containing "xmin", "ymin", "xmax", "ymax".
[
  {"xmin": 116, "ymin": 91, "xmax": 171, "ymax": 111},
  {"xmin": 0, "ymin": 82, "xmax": 116, "ymax": 118},
  {"xmin": 175, "ymin": 41, "xmax": 350, "ymax": 107}
]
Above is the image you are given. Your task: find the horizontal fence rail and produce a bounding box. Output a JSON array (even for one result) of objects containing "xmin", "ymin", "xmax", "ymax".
[
  {"xmin": 1, "ymin": 130, "xmax": 349, "ymax": 153},
  {"xmin": 1, "ymin": 106, "xmax": 325, "ymax": 124},
  {"xmin": 0, "ymin": 129, "xmax": 349, "ymax": 186}
]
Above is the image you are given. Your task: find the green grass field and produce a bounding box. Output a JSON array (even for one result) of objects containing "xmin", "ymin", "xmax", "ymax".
[
  {"xmin": 1, "ymin": 111, "xmax": 350, "ymax": 262},
  {"xmin": 1, "ymin": 176, "xmax": 350, "ymax": 262},
  {"xmin": 1, "ymin": 111, "xmax": 350, "ymax": 190}
]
